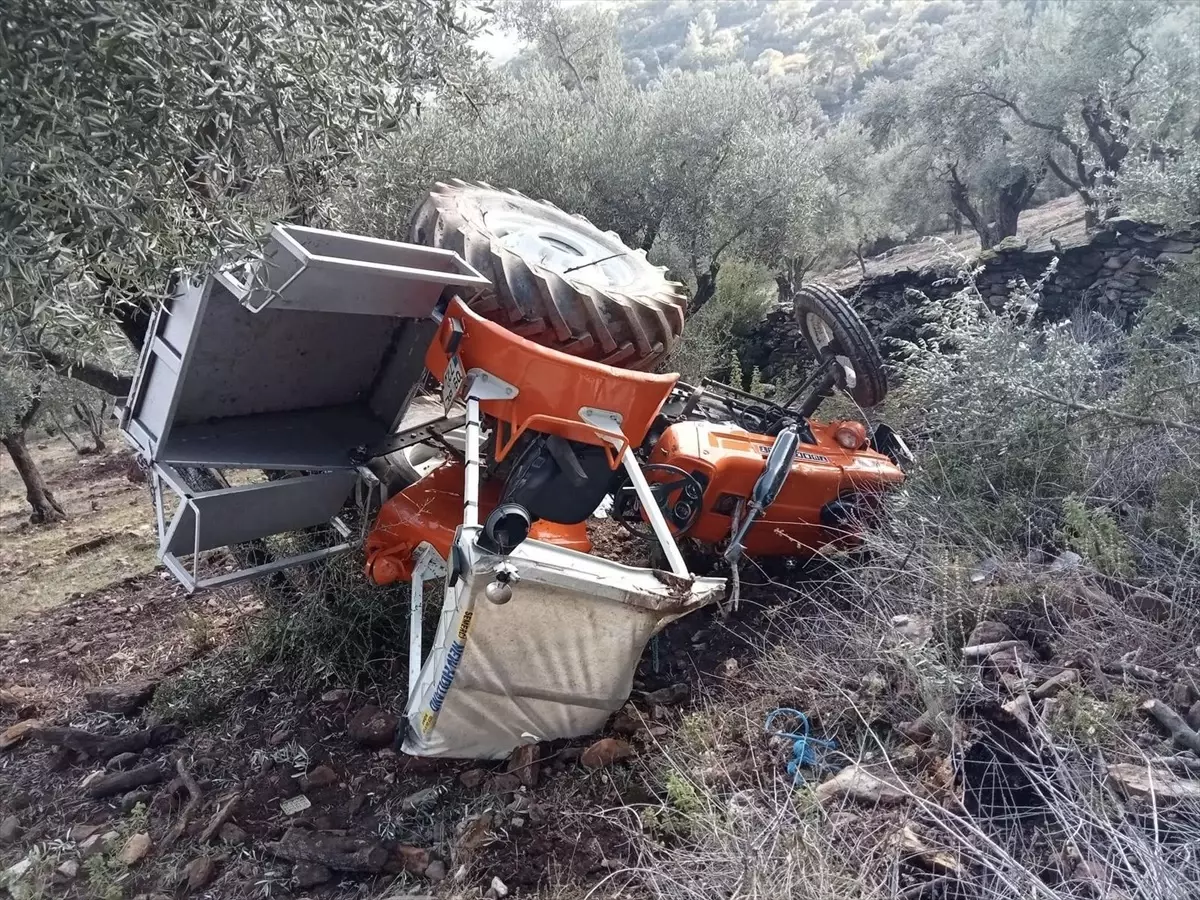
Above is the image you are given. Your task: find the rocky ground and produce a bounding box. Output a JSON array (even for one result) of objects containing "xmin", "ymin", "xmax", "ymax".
[
  {"xmin": 4, "ymin": 447, "xmax": 1200, "ymax": 900},
  {"xmin": 0, "ymin": 517, "xmax": 789, "ymax": 900}
]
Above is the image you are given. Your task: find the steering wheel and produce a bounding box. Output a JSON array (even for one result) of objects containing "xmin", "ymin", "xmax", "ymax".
[{"xmin": 612, "ymin": 464, "xmax": 705, "ymax": 539}]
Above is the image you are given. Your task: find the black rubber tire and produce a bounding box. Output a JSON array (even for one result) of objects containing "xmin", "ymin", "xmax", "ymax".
[
  {"xmin": 409, "ymin": 181, "xmax": 687, "ymax": 371},
  {"xmin": 793, "ymin": 283, "xmax": 888, "ymax": 407}
]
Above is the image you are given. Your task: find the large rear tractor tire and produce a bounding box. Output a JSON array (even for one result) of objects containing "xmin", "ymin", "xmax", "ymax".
[{"xmin": 409, "ymin": 181, "xmax": 687, "ymax": 371}]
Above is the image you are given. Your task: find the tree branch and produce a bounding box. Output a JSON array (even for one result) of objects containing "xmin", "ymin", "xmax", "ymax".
[
  {"xmin": 34, "ymin": 346, "xmax": 132, "ymax": 397},
  {"xmin": 1081, "ymin": 99, "xmax": 1129, "ymax": 173},
  {"xmin": 19, "ymin": 396, "xmax": 43, "ymax": 431},
  {"xmin": 966, "ymin": 89, "xmax": 1064, "ymax": 136},
  {"xmin": 945, "ymin": 163, "xmax": 990, "ymax": 246},
  {"xmin": 966, "ymin": 89, "xmax": 1089, "ymax": 163},
  {"xmin": 1022, "ymin": 387, "xmax": 1200, "ymax": 435},
  {"xmin": 1123, "ymin": 38, "xmax": 1148, "ymax": 89},
  {"xmin": 1142, "ymin": 699, "xmax": 1200, "ymax": 754},
  {"xmin": 711, "ymin": 190, "xmax": 783, "ymax": 262},
  {"xmin": 548, "ymin": 20, "xmax": 590, "ymax": 101},
  {"xmin": 1044, "ymin": 153, "xmax": 1084, "ymax": 192}
]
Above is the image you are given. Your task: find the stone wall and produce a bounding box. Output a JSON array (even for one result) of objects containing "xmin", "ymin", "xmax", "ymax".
[{"xmin": 744, "ymin": 218, "xmax": 1200, "ymax": 383}]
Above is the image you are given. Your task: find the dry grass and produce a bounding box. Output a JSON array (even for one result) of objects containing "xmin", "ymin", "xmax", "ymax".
[
  {"xmin": 0, "ymin": 436, "xmax": 158, "ymax": 626},
  {"xmin": 565, "ymin": 541, "xmax": 1200, "ymax": 900}
]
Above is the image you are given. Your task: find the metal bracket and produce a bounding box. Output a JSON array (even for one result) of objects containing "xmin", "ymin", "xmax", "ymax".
[
  {"xmin": 579, "ymin": 407, "xmax": 624, "ymax": 433},
  {"xmin": 466, "ymin": 369, "xmax": 519, "ymax": 402},
  {"xmin": 409, "ymin": 542, "xmax": 448, "ymax": 703},
  {"xmin": 358, "ymin": 414, "xmax": 468, "ymax": 462}
]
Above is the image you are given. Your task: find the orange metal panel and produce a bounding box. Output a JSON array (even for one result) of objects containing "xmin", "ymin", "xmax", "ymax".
[
  {"xmin": 649, "ymin": 419, "xmax": 905, "ymax": 556},
  {"xmin": 365, "ymin": 462, "xmax": 591, "ymax": 585},
  {"xmin": 427, "ymin": 298, "xmax": 678, "ymax": 453}
]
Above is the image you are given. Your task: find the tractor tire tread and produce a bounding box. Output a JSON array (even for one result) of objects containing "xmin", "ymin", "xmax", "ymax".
[
  {"xmin": 408, "ymin": 182, "xmax": 685, "ymax": 371},
  {"xmin": 792, "ymin": 282, "xmax": 888, "ymax": 408}
]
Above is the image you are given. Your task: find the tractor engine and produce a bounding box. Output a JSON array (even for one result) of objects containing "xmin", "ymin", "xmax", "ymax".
[{"xmin": 647, "ymin": 419, "xmax": 905, "ymax": 556}]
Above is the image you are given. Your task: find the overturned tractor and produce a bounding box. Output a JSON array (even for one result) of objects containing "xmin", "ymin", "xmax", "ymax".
[{"xmin": 118, "ymin": 183, "xmax": 909, "ymax": 759}]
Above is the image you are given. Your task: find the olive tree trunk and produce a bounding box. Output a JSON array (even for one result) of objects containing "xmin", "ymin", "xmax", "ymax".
[
  {"xmin": 2, "ymin": 430, "xmax": 66, "ymax": 524},
  {"xmin": 947, "ymin": 164, "xmax": 1041, "ymax": 250}
]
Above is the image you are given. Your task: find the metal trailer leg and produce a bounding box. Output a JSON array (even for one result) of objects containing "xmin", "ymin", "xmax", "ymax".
[
  {"xmin": 410, "ymin": 574, "xmax": 423, "ymax": 698},
  {"xmin": 408, "ymin": 543, "xmax": 447, "ymax": 704},
  {"xmin": 620, "ymin": 450, "xmax": 689, "ymax": 578},
  {"xmin": 463, "ymin": 396, "xmax": 481, "ymax": 529}
]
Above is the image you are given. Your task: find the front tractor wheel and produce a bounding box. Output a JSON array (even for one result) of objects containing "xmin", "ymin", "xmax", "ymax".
[{"xmin": 792, "ymin": 283, "xmax": 888, "ymax": 408}]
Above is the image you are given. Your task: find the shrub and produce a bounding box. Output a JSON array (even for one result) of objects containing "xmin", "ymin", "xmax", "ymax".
[
  {"xmin": 668, "ymin": 260, "xmax": 776, "ymax": 382},
  {"xmin": 1060, "ymin": 495, "xmax": 1134, "ymax": 577},
  {"xmin": 887, "ymin": 255, "xmax": 1200, "ymax": 574},
  {"xmin": 250, "ymin": 550, "xmax": 415, "ymax": 689}
]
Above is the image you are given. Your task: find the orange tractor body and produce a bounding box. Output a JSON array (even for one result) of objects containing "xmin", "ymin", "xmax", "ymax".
[
  {"xmin": 366, "ymin": 461, "xmax": 592, "ymax": 584},
  {"xmin": 422, "ymin": 297, "xmax": 677, "ymax": 458},
  {"xmin": 649, "ymin": 419, "xmax": 904, "ymax": 557},
  {"xmin": 365, "ymin": 297, "xmax": 906, "ymax": 583}
]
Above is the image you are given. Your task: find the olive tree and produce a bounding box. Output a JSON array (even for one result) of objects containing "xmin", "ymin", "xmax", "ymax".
[
  {"xmin": 348, "ymin": 39, "xmax": 818, "ymax": 314},
  {"xmin": 1, "ymin": 0, "xmax": 485, "ymax": 366},
  {"xmin": 961, "ymin": 0, "xmax": 1200, "ymax": 225},
  {"xmin": 858, "ymin": 18, "xmax": 1046, "ymax": 250},
  {"xmin": 2, "ymin": 0, "xmax": 484, "ymax": 520},
  {"xmin": 0, "ymin": 365, "xmax": 66, "ymax": 524}
]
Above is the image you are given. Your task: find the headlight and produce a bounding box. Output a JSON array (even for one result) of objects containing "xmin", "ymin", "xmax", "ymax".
[{"xmin": 833, "ymin": 421, "xmax": 867, "ymax": 450}]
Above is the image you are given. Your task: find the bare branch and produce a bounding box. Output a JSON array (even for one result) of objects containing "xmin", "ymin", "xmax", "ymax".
[
  {"xmin": 966, "ymin": 89, "xmax": 1090, "ymax": 164},
  {"xmin": 1123, "ymin": 38, "xmax": 1149, "ymax": 89},
  {"xmin": 1022, "ymin": 386, "xmax": 1200, "ymax": 435},
  {"xmin": 965, "ymin": 89, "xmax": 1065, "ymax": 137},
  {"xmin": 1044, "ymin": 153, "xmax": 1084, "ymax": 192}
]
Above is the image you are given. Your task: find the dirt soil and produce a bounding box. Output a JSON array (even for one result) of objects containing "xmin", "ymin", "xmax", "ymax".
[
  {"xmin": 824, "ymin": 195, "xmax": 1089, "ymax": 287},
  {"xmin": 0, "ymin": 493, "xmax": 788, "ymax": 899},
  {"xmin": 1, "ymin": 439, "xmax": 158, "ymax": 627}
]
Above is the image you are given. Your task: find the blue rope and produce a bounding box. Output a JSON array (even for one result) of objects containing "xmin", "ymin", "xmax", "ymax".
[{"xmin": 765, "ymin": 708, "xmax": 837, "ymax": 785}]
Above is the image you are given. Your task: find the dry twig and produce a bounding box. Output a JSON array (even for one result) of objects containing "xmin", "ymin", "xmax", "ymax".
[
  {"xmin": 199, "ymin": 791, "xmax": 243, "ymax": 844},
  {"xmin": 162, "ymin": 757, "xmax": 203, "ymax": 849}
]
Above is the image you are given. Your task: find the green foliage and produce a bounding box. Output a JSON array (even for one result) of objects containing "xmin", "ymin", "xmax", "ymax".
[
  {"xmin": 614, "ymin": 0, "xmax": 980, "ymax": 114},
  {"xmin": 251, "ymin": 552, "xmax": 413, "ymax": 688},
  {"xmin": 748, "ymin": 366, "xmax": 767, "ymax": 398},
  {"xmin": 890, "ymin": 256, "xmax": 1200, "ymax": 576},
  {"xmin": 1, "ymin": 0, "xmax": 483, "ymax": 374},
  {"xmin": 0, "ymin": 367, "xmax": 36, "ymax": 435},
  {"xmin": 1121, "ymin": 143, "xmax": 1200, "ymax": 227},
  {"xmin": 81, "ymin": 803, "xmax": 151, "ymax": 900},
  {"xmin": 728, "ymin": 352, "xmax": 746, "ymax": 392},
  {"xmin": 643, "ymin": 769, "xmax": 703, "ymax": 840},
  {"xmin": 1046, "ymin": 686, "xmax": 1143, "ymax": 750},
  {"xmin": 1060, "ymin": 495, "xmax": 1134, "ymax": 577},
  {"xmin": 1147, "ymin": 468, "xmax": 1200, "ymax": 550},
  {"xmin": 891, "ymin": 278, "xmax": 1090, "ymax": 542},
  {"xmin": 667, "ymin": 261, "xmax": 775, "ymax": 382},
  {"xmin": 665, "ymin": 770, "xmax": 704, "ymax": 818},
  {"xmin": 678, "ymin": 712, "xmax": 716, "ymax": 754}
]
